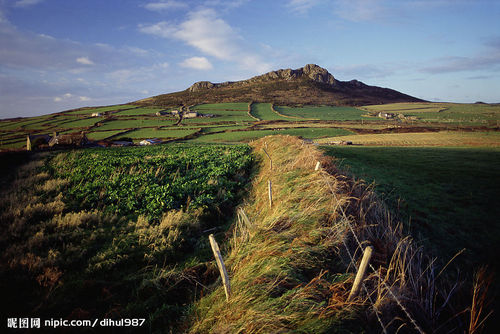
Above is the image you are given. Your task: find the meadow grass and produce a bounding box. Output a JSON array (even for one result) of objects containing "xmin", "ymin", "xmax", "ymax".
[
  {"xmin": 86, "ymin": 130, "xmax": 126, "ymax": 141},
  {"xmin": 65, "ymin": 104, "xmax": 137, "ymax": 115},
  {"xmin": 316, "ymin": 131, "xmax": 500, "ymax": 147},
  {"xmin": 191, "ymin": 128, "xmax": 354, "ymax": 143},
  {"xmin": 250, "ymin": 103, "xmax": 289, "ymax": 121},
  {"xmin": 125, "ymin": 127, "xmax": 199, "ymax": 139},
  {"xmin": 190, "ymin": 135, "xmax": 473, "ymax": 333},
  {"xmin": 363, "ymin": 102, "xmax": 500, "ymax": 126},
  {"xmin": 113, "ymin": 107, "xmax": 167, "ymax": 116},
  {"xmin": 276, "ymin": 105, "xmax": 375, "ymax": 121},
  {"xmin": 321, "ymin": 145, "xmax": 500, "ymax": 269},
  {"xmin": 192, "ymin": 103, "xmax": 248, "ymax": 111},
  {"xmin": 57, "ymin": 117, "xmax": 104, "ymax": 129},
  {"xmin": 96, "ymin": 118, "xmax": 175, "ymax": 130}
]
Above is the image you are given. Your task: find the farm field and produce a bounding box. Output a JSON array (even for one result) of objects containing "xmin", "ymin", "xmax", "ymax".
[
  {"xmin": 126, "ymin": 127, "xmax": 199, "ymax": 140},
  {"xmin": 276, "ymin": 105, "xmax": 374, "ymax": 121},
  {"xmin": 317, "ymin": 131, "xmax": 500, "ymax": 147},
  {"xmin": 322, "ymin": 146, "xmax": 500, "ymax": 267},
  {"xmin": 250, "ymin": 102, "xmax": 289, "ymax": 120},
  {"xmin": 0, "ymin": 144, "xmax": 253, "ymax": 331},
  {"xmin": 363, "ymin": 102, "xmax": 500, "ymax": 126},
  {"xmin": 113, "ymin": 107, "xmax": 167, "ymax": 116},
  {"xmin": 189, "ymin": 127, "xmax": 354, "ymax": 143}
]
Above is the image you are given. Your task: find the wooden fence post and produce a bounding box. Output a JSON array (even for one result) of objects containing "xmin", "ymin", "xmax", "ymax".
[
  {"xmin": 315, "ymin": 161, "xmax": 321, "ymax": 171},
  {"xmin": 268, "ymin": 180, "xmax": 272, "ymax": 208},
  {"xmin": 348, "ymin": 246, "xmax": 373, "ymax": 302},
  {"xmin": 209, "ymin": 234, "xmax": 231, "ymax": 301}
]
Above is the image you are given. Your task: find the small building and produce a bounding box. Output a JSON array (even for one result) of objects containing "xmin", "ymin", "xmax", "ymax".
[
  {"xmin": 139, "ymin": 138, "xmax": 162, "ymax": 146},
  {"xmin": 171, "ymin": 110, "xmax": 180, "ymax": 115},
  {"xmin": 49, "ymin": 133, "xmax": 89, "ymax": 147},
  {"xmin": 183, "ymin": 111, "xmax": 198, "ymax": 118},
  {"xmin": 91, "ymin": 112, "xmax": 102, "ymax": 117},
  {"xmin": 156, "ymin": 111, "xmax": 168, "ymax": 116},
  {"xmin": 26, "ymin": 134, "xmax": 51, "ymax": 151},
  {"xmin": 378, "ymin": 112, "xmax": 395, "ymax": 119}
]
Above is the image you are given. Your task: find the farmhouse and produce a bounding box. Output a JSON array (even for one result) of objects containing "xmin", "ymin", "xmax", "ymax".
[
  {"xmin": 49, "ymin": 133, "xmax": 89, "ymax": 147},
  {"xmin": 26, "ymin": 134, "xmax": 51, "ymax": 151},
  {"xmin": 378, "ymin": 112, "xmax": 395, "ymax": 119},
  {"xmin": 139, "ymin": 138, "xmax": 162, "ymax": 146},
  {"xmin": 171, "ymin": 110, "xmax": 180, "ymax": 115},
  {"xmin": 156, "ymin": 111, "xmax": 168, "ymax": 116},
  {"xmin": 91, "ymin": 112, "xmax": 102, "ymax": 117},
  {"xmin": 183, "ymin": 111, "xmax": 198, "ymax": 118}
]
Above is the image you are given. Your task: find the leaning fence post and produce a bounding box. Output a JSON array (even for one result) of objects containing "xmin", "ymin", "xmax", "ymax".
[
  {"xmin": 268, "ymin": 180, "xmax": 272, "ymax": 208},
  {"xmin": 348, "ymin": 245, "xmax": 373, "ymax": 302},
  {"xmin": 209, "ymin": 234, "xmax": 231, "ymax": 301}
]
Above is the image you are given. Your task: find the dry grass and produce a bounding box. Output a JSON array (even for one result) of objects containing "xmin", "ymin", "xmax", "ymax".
[
  {"xmin": 317, "ymin": 131, "xmax": 500, "ymax": 147},
  {"xmin": 189, "ymin": 135, "xmax": 480, "ymax": 333}
]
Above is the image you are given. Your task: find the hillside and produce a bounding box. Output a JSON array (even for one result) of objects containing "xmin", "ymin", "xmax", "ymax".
[{"xmin": 136, "ymin": 64, "xmax": 424, "ymax": 107}]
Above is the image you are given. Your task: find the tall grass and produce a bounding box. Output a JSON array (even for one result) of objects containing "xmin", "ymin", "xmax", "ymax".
[{"xmin": 189, "ymin": 135, "xmax": 487, "ymax": 333}]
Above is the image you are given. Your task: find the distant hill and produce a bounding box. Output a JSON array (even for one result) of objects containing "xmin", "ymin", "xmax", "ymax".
[{"xmin": 136, "ymin": 64, "xmax": 424, "ymax": 107}]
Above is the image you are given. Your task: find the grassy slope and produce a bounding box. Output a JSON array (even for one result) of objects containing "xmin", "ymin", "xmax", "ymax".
[
  {"xmin": 321, "ymin": 145, "xmax": 500, "ymax": 270},
  {"xmin": 190, "ymin": 135, "xmax": 472, "ymax": 333}
]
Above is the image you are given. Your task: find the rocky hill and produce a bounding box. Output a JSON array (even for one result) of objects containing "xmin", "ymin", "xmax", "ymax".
[{"xmin": 136, "ymin": 64, "xmax": 424, "ymax": 107}]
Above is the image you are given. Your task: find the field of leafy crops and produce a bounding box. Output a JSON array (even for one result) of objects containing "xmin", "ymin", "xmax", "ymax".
[
  {"xmin": 0, "ymin": 143, "xmax": 254, "ymax": 331},
  {"xmin": 48, "ymin": 144, "xmax": 253, "ymax": 219}
]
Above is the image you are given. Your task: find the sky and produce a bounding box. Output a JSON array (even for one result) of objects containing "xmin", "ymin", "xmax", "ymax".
[{"xmin": 1, "ymin": 0, "xmax": 499, "ymax": 118}]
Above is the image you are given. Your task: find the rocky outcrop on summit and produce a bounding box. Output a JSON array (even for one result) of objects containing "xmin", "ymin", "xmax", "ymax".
[
  {"xmin": 142, "ymin": 64, "xmax": 424, "ymax": 107},
  {"xmin": 252, "ymin": 64, "xmax": 336, "ymax": 85},
  {"xmin": 188, "ymin": 64, "xmax": 336, "ymax": 92}
]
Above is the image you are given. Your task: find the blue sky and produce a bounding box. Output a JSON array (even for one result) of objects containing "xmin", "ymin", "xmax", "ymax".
[{"xmin": 1, "ymin": 0, "xmax": 499, "ymax": 118}]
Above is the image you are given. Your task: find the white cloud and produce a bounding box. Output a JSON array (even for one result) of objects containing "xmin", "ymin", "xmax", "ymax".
[
  {"xmin": 53, "ymin": 96, "xmax": 62, "ymax": 102},
  {"xmin": 287, "ymin": 0, "xmax": 321, "ymax": 14},
  {"xmin": 144, "ymin": 1, "xmax": 188, "ymax": 12},
  {"xmin": 79, "ymin": 96, "xmax": 91, "ymax": 101},
  {"xmin": 180, "ymin": 56, "xmax": 213, "ymax": 70},
  {"xmin": 13, "ymin": 0, "xmax": 43, "ymax": 8},
  {"xmin": 139, "ymin": 8, "xmax": 271, "ymax": 72},
  {"xmin": 138, "ymin": 21, "xmax": 176, "ymax": 38},
  {"xmin": 76, "ymin": 56, "xmax": 94, "ymax": 65}
]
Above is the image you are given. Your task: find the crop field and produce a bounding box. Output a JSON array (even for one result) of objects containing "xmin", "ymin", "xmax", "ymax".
[
  {"xmin": 317, "ymin": 131, "xmax": 500, "ymax": 147},
  {"xmin": 275, "ymin": 105, "xmax": 374, "ymax": 121},
  {"xmin": 0, "ymin": 144, "xmax": 253, "ymax": 330},
  {"xmin": 364, "ymin": 102, "xmax": 500, "ymax": 126},
  {"xmin": 2, "ymin": 102, "xmax": 499, "ymax": 152}
]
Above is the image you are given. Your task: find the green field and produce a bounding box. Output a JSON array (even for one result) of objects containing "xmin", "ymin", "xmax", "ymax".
[
  {"xmin": 191, "ymin": 127, "xmax": 354, "ymax": 143},
  {"xmin": 192, "ymin": 102, "xmax": 248, "ymax": 111},
  {"xmin": 66, "ymin": 104, "xmax": 137, "ymax": 115},
  {"xmin": 250, "ymin": 102, "xmax": 289, "ymax": 120},
  {"xmin": 86, "ymin": 130, "xmax": 126, "ymax": 141},
  {"xmin": 126, "ymin": 127, "xmax": 199, "ymax": 139},
  {"xmin": 0, "ymin": 144, "xmax": 253, "ymax": 330},
  {"xmin": 364, "ymin": 102, "xmax": 500, "ymax": 126},
  {"xmin": 96, "ymin": 118, "xmax": 175, "ymax": 130},
  {"xmin": 276, "ymin": 105, "xmax": 374, "ymax": 121},
  {"xmin": 322, "ymin": 146, "xmax": 500, "ymax": 270},
  {"xmin": 56, "ymin": 117, "xmax": 104, "ymax": 128},
  {"xmin": 113, "ymin": 107, "xmax": 168, "ymax": 116}
]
